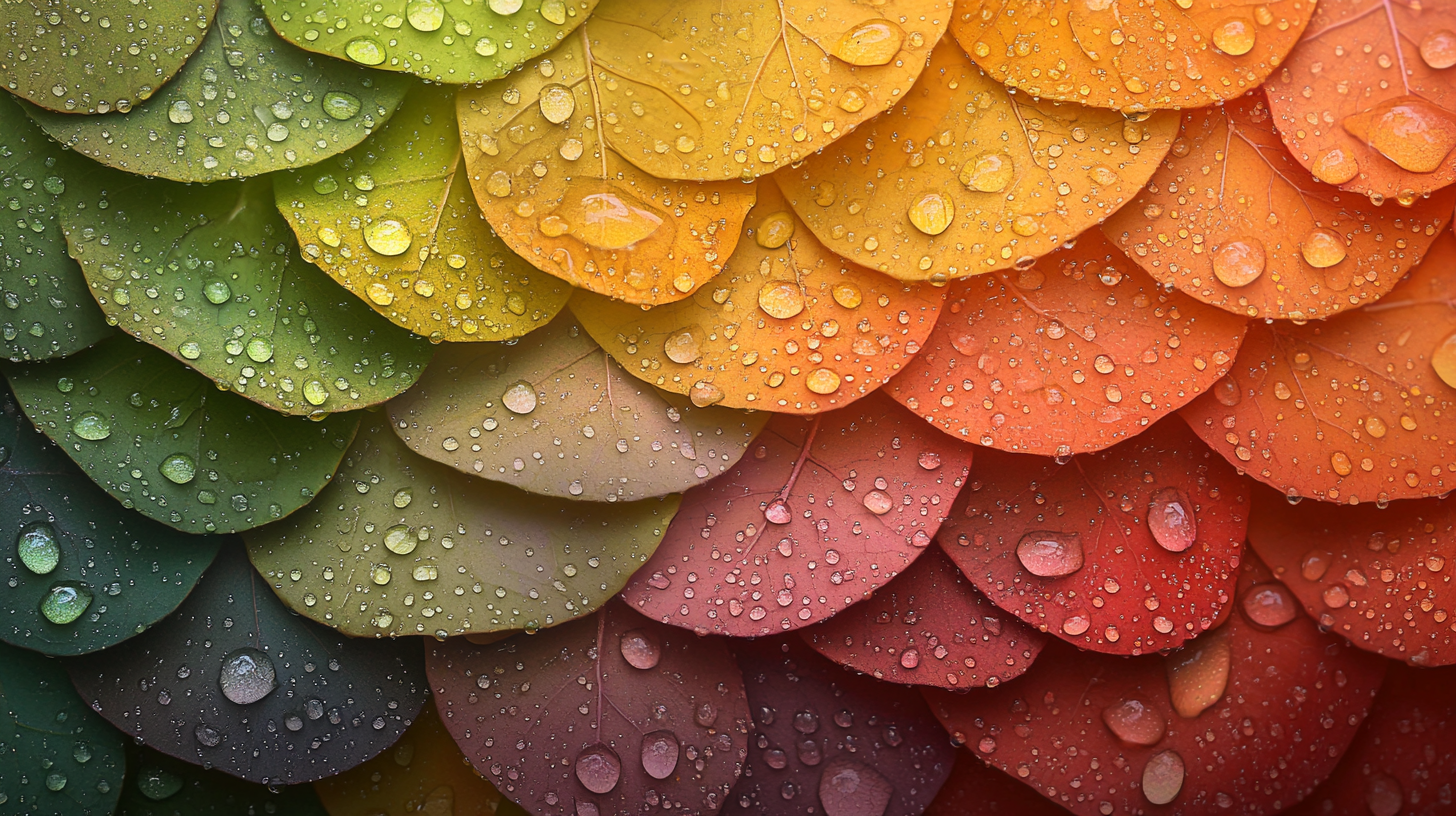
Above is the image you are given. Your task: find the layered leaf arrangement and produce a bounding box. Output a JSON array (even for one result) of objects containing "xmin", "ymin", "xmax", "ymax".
[{"xmin": 1, "ymin": 1, "xmax": 1454, "ymax": 814}]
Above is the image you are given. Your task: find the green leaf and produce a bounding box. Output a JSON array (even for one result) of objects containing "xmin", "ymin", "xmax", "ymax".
[
  {"xmin": 245, "ymin": 412, "xmax": 679, "ymax": 638},
  {"xmin": 390, "ymin": 313, "xmax": 767, "ymax": 500},
  {"xmin": 59, "ymin": 168, "xmax": 435, "ymax": 416},
  {"xmin": 0, "ymin": 383, "xmax": 221, "ymax": 656},
  {"xmin": 0, "ymin": 641, "xmax": 127, "ymax": 815},
  {"xmin": 0, "ymin": 95, "xmax": 111, "ymax": 362},
  {"xmin": 25, "ymin": 0, "xmax": 411, "ymax": 182},
  {"xmin": 276, "ymin": 83, "xmax": 569, "ymax": 342},
  {"xmin": 5, "ymin": 336, "xmax": 359, "ymax": 534},
  {"xmin": 261, "ymin": 0, "xmax": 597, "ymax": 85},
  {"xmin": 117, "ymin": 745, "xmax": 328, "ymax": 816}
]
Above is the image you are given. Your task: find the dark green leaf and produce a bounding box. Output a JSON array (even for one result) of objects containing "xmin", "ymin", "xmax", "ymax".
[{"xmin": 117, "ymin": 744, "xmax": 327, "ymax": 816}]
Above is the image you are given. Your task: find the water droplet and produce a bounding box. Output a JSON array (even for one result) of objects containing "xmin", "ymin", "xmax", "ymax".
[
  {"xmin": 304, "ymin": 380, "xmax": 329, "ymax": 406},
  {"xmin": 1102, "ymin": 699, "xmax": 1165, "ymax": 746},
  {"xmin": 203, "ymin": 280, "xmax": 232, "ymax": 304},
  {"xmin": 754, "ymin": 211, "xmax": 796, "ymax": 249},
  {"xmin": 758, "ymin": 281, "xmax": 805, "ymax": 319},
  {"xmin": 322, "ymin": 92, "xmax": 362, "ymax": 120},
  {"xmin": 40, "ymin": 582, "xmax": 93, "ymax": 625},
  {"xmin": 364, "ymin": 219, "xmax": 413, "ymax": 256},
  {"xmin": 159, "ymin": 453, "xmax": 197, "ymax": 485},
  {"xmin": 574, "ymin": 744, "xmax": 621, "ymax": 794},
  {"xmin": 960, "ymin": 152, "xmax": 1012, "ymax": 193},
  {"xmin": 72, "ymin": 412, "xmax": 111, "ymax": 441},
  {"xmin": 764, "ymin": 499, "xmax": 792, "ymax": 525},
  {"xmin": 503, "ymin": 381, "xmax": 538, "ymax": 414},
  {"xmin": 1211, "ymin": 237, "xmax": 1265, "ymax": 287},
  {"xmin": 899, "ymin": 648, "xmax": 919, "ymax": 669},
  {"xmin": 1433, "ymin": 331, "xmax": 1456, "ymax": 388},
  {"xmin": 908, "ymin": 192, "xmax": 954, "ymax": 236},
  {"xmin": 245, "ymin": 338, "xmax": 273, "ymax": 363},
  {"xmin": 663, "ymin": 328, "xmax": 702, "ymax": 364},
  {"xmin": 17, "ymin": 522, "xmax": 59, "ymax": 575},
  {"xmin": 1420, "ymin": 29, "xmax": 1456, "ymax": 69},
  {"xmin": 167, "ymin": 100, "xmax": 194, "ymax": 124},
  {"xmin": 218, "ymin": 647, "xmax": 277, "ymax": 705},
  {"xmin": 194, "ymin": 723, "xmax": 222, "ymax": 747},
  {"xmin": 1300, "ymin": 229, "xmax": 1348, "ymax": 268},
  {"xmin": 861, "ymin": 490, "xmax": 894, "ymax": 515},
  {"xmin": 620, "ymin": 629, "xmax": 661, "ymax": 669},
  {"xmin": 690, "ymin": 381, "xmax": 725, "ymax": 407},
  {"xmin": 136, "ymin": 767, "xmax": 183, "ymax": 801},
  {"xmin": 1366, "ymin": 773, "xmax": 1404, "ymax": 816},
  {"xmin": 640, "ymin": 730, "xmax": 680, "ymax": 779},
  {"xmin": 805, "ymin": 368, "xmax": 842, "ymax": 395},
  {"xmin": 1147, "ymin": 487, "xmax": 1196, "ymax": 552},
  {"xmin": 1141, "ymin": 749, "xmax": 1185, "ymax": 805},
  {"xmin": 393, "ymin": 488, "xmax": 413, "ymax": 509},
  {"xmin": 539, "ymin": 84, "xmax": 576, "ymax": 123},
  {"xmin": 832, "ymin": 20, "xmax": 905, "ymax": 66},
  {"xmin": 1240, "ymin": 582, "xmax": 1298, "ymax": 629},
  {"xmin": 556, "ymin": 191, "xmax": 663, "ymax": 249},
  {"xmin": 1311, "ymin": 147, "xmax": 1360, "ymax": 185},
  {"xmin": 1343, "ymin": 95, "xmax": 1456, "ymax": 174},
  {"xmin": 1016, "ymin": 531, "xmax": 1083, "ymax": 577},
  {"xmin": 1166, "ymin": 633, "xmax": 1230, "ymax": 718},
  {"xmin": 384, "ymin": 524, "xmax": 415, "ymax": 555},
  {"xmin": 917, "ymin": 452, "xmax": 942, "ymax": 470},
  {"xmin": 1211, "ymin": 18, "xmax": 1255, "ymax": 55},
  {"xmin": 405, "ymin": 0, "xmax": 444, "ymax": 31},
  {"xmin": 818, "ymin": 756, "xmax": 893, "ymax": 816},
  {"xmin": 344, "ymin": 37, "xmax": 386, "ymax": 65}
]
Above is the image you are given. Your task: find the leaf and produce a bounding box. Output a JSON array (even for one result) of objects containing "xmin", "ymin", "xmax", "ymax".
[
  {"xmin": 1265, "ymin": 0, "xmax": 1456, "ymax": 198},
  {"xmin": 276, "ymin": 84, "xmax": 571, "ymax": 342},
  {"xmin": 59, "ymin": 168, "xmax": 435, "ymax": 416},
  {"xmin": 885, "ymin": 231, "xmax": 1248, "ymax": 457},
  {"xmin": 620, "ymin": 392, "xmax": 973, "ymax": 637},
  {"xmin": 923, "ymin": 556, "xmax": 1388, "ymax": 816},
  {"xmin": 1104, "ymin": 92, "xmax": 1456, "ymax": 321},
  {"xmin": 724, "ymin": 637, "xmax": 954, "ymax": 816},
  {"xmin": 1246, "ymin": 484, "xmax": 1456, "ymax": 666},
  {"xmin": 949, "ymin": 0, "xmax": 1317, "ymax": 112},
  {"xmin": 261, "ymin": 0, "xmax": 596, "ymax": 85},
  {"xmin": 1180, "ymin": 230, "xmax": 1456, "ymax": 504},
  {"xmin": 389, "ymin": 313, "xmax": 767, "ymax": 501},
  {"xmin": 0, "ymin": 641, "xmax": 127, "ymax": 815},
  {"xmin": 117, "ymin": 744, "xmax": 328, "ymax": 816},
  {"xmin": 68, "ymin": 545, "xmax": 429, "ymax": 785},
  {"xmin": 456, "ymin": 44, "xmax": 756, "ymax": 307},
  {"xmin": 427, "ymin": 599, "xmax": 751, "ymax": 816},
  {"xmin": 940, "ymin": 418, "xmax": 1248, "ymax": 654},
  {"xmin": 245, "ymin": 413, "xmax": 678, "ymax": 638},
  {"xmin": 0, "ymin": 383, "xmax": 221, "ymax": 656},
  {"xmin": 572, "ymin": 181, "xmax": 946, "ymax": 413},
  {"xmin": 0, "ymin": 95, "xmax": 112, "ymax": 363},
  {"xmin": 924, "ymin": 750, "xmax": 1070, "ymax": 816},
  {"xmin": 799, "ymin": 544, "xmax": 1046, "ymax": 690},
  {"xmin": 26, "ymin": 0, "xmax": 411, "ymax": 183},
  {"xmin": 0, "ymin": 0, "xmax": 217, "ymax": 115},
  {"xmin": 775, "ymin": 41, "xmax": 1177, "ymax": 282}
]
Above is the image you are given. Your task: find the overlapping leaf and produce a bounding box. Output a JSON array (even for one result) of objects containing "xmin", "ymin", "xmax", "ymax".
[
  {"xmin": 621, "ymin": 392, "xmax": 973, "ymax": 637},
  {"xmin": 1181, "ymin": 231, "xmax": 1456, "ymax": 504},
  {"xmin": 950, "ymin": 0, "xmax": 1316, "ymax": 111},
  {"xmin": 118, "ymin": 745, "xmax": 329, "ymax": 816},
  {"xmin": 277, "ymin": 84, "xmax": 569, "ymax": 342},
  {"xmin": 59, "ymin": 167, "xmax": 434, "ymax": 416},
  {"xmin": 776, "ymin": 41, "xmax": 1177, "ymax": 282},
  {"xmin": 942, "ymin": 418, "xmax": 1247, "ymax": 654},
  {"xmin": 27, "ymin": 0, "xmax": 411, "ymax": 182},
  {"xmin": 69, "ymin": 546, "xmax": 429, "ymax": 785},
  {"xmin": 428, "ymin": 599, "xmax": 750, "ymax": 816},
  {"xmin": 573, "ymin": 182, "xmax": 945, "ymax": 413},
  {"xmin": 925, "ymin": 750, "xmax": 1071, "ymax": 816},
  {"xmin": 801, "ymin": 544, "xmax": 1046, "ymax": 689},
  {"xmin": 1104, "ymin": 92, "xmax": 1456, "ymax": 321},
  {"xmin": 1, "ymin": 384, "xmax": 221, "ymax": 656},
  {"xmin": 886, "ymin": 231, "xmax": 1247, "ymax": 456},
  {"xmin": 390, "ymin": 313, "xmax": 766, "ymax": 501},
  {"xmin": 1265, "ymin": 0, "xmax": 1456, "ymax": 198},
  {"xmin": 246, "ymin": 413, "xmax": 678, "ymax": 638}
]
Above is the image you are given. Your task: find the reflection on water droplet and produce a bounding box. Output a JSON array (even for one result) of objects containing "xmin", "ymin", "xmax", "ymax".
[
  {"xmin": 393, "ymin": 488, "xmax": 413, "ymax": 509},
  {"xmin": 908, "ymin": 191, "xmax": 955, "ymax": 236},
  {"xmin": 364, "ymin": 219, "xmax": 413, "ymax": 256},
  {"xmin": 1147, "ymin": 487, "xmax": 1196, "ymax": 552},
  {"xmin": 861, "ymin": 490, "xmax": 894, "ymax": 515},
  {"xmin": 641, "ymin": 730, "xmax": 680, "ymax": 779},
  {"xmin": 1211, "ymin": 237, "xmax": 1265, "ymax": 287},
  {"xmin": 72, "ymin": 412, "xmax": 111, "ymax": 441},
  {"xmin": 245, "ymin": 338, "xmax": 273, "ymax": 363},
  {"xmin": 805, "ymin": 369, "xmax": 841, "ymax": 395},
  {"xmin": 755, "ymin": 211, "xmax": 796, "ymax": 249},
  {"xmin": 17, "ymin": 521, "xmax": 60, "ymax": 575},
  {"xmin": 764, "ymin": 498, "xmax": 792, "ymax": 525},
  {"xmin": 345, "ymin": 37, "xmax": 386, "ymax": 65},
  {"xmin": 1102, "ymin": 699, "xmax": 1165, "ymax": 746},
  {"xmin": 1016, "ymin": 531, "xmax": 1083, "ymax": 577},
  {"xmin": 539, "ymin": 84, "xmax": 576, "ymax": 124},
  {"xmin": 167, "ymin": 100, "xmax": 194, "ymax": 124},
  {"xmin": 323, "ymin": 92, "xmax": 361, "ymax": 120},
  {"xmin": 503, "ymin": 381, "xmax": 538, "ymax": 414},
  {"xmin": 1420, "ymin": 29, "xmax": 1456, "ymax": 70},
  {"xmin": 1311, "ymin": 147, "xmax": 1360, "ymax": 185},
  {"xmin": 1300, "ymin": 229, "xmax": 1348, "ymax": 268},
  {"xmin": 1211, "ymin": 18, "xmax": 1255, "ymax": 55},
  {"xmin": 832, "ymin": 20, "xmax": 905, "ymax": 66},
  {"xmin": 818, "ymin": 756, "xmax": 893, "ymax": 816},
  {"xmin": 136, "ymin": 767, "xmax": 184, "ymax": 801},
  {"xmin": 831, "ymin": 283, "xmax": 862, "ymax": 309},
  {"xmin": 556, "ymin": 191, "xmax": 663, "ymax": 250},
  {"xmin": 758, "ymin": 281, "xmax": 805, "ymax": 319},
  {"xmin": 405, "ymin": 0, "xmax": 444, "ymax": 31},
  {"xmin": 663, "ymin": 327, "xmax": 702, "ymax": 364},
  {"xmin": 194, "ymin": 723, "xmax": 222, "ymax": 747},
  {"xmin": 960, "ymin": 152, "xmax": 1013, "ymax": 193},
  {"xmin": 574, "ymin": 744, "xmax": 621, "ymax": 794},
  {"xmin": 204, "ymin": 280, "xmax": 232, "ymax": 304},
  {"xmin": 1241, "ymin": 582, "xmax": 1298, "ymax": 629},
  {"xmin": 384, "ymin": 524, "xmax": 415, "ymax": 555},
  {"xmin": 304, "ymin": 380, "xmax": 329, "ymax": 406},
  {"xmin": 620, "ymin": 629, "xmax": 661, "ymax": 669},
  {"xmin": 159, "ymin": 453, "xmax": 197, "ymax": 485},
  {"xmin": 690, "ymin": 381, "xmax": 725, "ymax": 407},
  {"xmin": 219, "ymin": 647, "xmax": 277, "ymax": 705},
  {"xmin": 40, "ymin": 582, "xmax": 93, "ymax": 625},
  {"xmin": 1166, "ymin": 632, "xmax": 1230, "ymax": 718},
  {"xmin": 1343, "ymin": 95, "xmax": 1456, "ymax": 174}
]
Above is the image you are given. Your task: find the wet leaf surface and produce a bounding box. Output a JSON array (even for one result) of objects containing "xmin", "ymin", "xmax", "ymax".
[
  {"xmin": 924, "ymin": 749, "xmax": 1072, "ymax": 816},
  {"xmin": 621, "ymin": 392, "xmax": 973, "ymax": 637},
  {"xmin": 1180, "ymin": 230, "xmax": 1456, "ymax": 504},
  {"xmin": 941, "ymin": 418, "xmax": 1247, "ymax": 654},
  {"xmin": 26, "ymin": 0, "xmax": 411, "ymax": 182},
  {"xmin": 246, "ymin": 413, "xmax": 678, "ymax": 638},
  {"xmin": 726, "ymin": 636, "xmax": 954, "ymax": 816},
  {"xmin": 924, "ymin": 556, "xmax": 1388, "ymax": 816},
  {"xmin": 776, "ymin": 41, "xmax": 1176, "ymax": 282},
  {"xmin": 1265, "ymin": 0, "xmax": 1456, "ymax": 198},
  {"xmin": 428, "ymin": 599, "xmax": 750, "ymax": 816},
  {"xmin": 117, "ymin": 744, "xmax": 327, "ymax": 816},
  {"xmin": 277, "ymin": 84, "xmax": 570, "ymax": 342},
  {"xmin": 0, "ymin": 384, "xmax": 220, "ymax": 656},
  {"xmin": 390, "ymin": 313, "xmax": 766, "ymax": 501},
  {"xmin": 69, "ymin": 545, "xmax": 429, "ymax": 785},
  {"xmin": 1104, "ymin": 92, "xmax": 1456, "ymax": 321},
  {"xmin": 886, "ymin": 231, "xmax": 1247, "ymax": 457},
  {"xmin": 59, "ymin": 168, "xmax": 434, "ymax": 416},
  {"xmin": 1247, "ymin": 484, "xmax": 1456, "ymax": 666},
  {"xmin": 801, "ymin": 544, "xmax": 1047, "ymax": 690},
  {"xmin": 6, "ymin": 337, "xmax": 358, "ymax": 534}
]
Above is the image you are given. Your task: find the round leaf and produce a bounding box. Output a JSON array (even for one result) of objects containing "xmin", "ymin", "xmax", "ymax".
[
  {"xmin": 6, "ymin": 337, "xmax": 359, "ymax": 534},
  {"xmin": 117, "ymin": 744, "xmax": 328, "ymax": 816},
  {"xmin": 277, "ymin": 84, "xmax": 569, "ymax": 342},
  {"xmin": 27, "ymin": 0, "xmax": 411, "ymax": 182},
  {"xmin": 0, "ymin": 383, "xmax": 221, "ymax": 656},
  {"xmin": 621, "ymin": 392, "xmax": 973, "ymax": 637},
  {"xmin": 245, "ymin": 413, "xmax": 679, "ymax": 638},
  {"xmin": 427, "ymin": 599, "xmax": 751, "ymax": 816},
  {"xmin": 776, "ymin": 41, "xmax": 1177, "ymax": 282},
  {"xmin": 925, "ymin": 750, "xmax": 1070, "ymax": 816},
  {"xmin": 885, "ymin": 231, "xmax": 1248, "ymax": 457},
  {"xmin": 68, "ymin": 545, "xmax": 429, "ymax": 785},
  {"xmin": 1104, "ymin": 92, "xmax": 1456, "ymax": 321},
  {"xmin": 59, "ymin": 169, "xmax": 435, "ymax": 416}
]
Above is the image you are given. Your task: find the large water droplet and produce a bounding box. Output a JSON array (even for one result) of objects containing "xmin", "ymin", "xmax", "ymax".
[
  {"xmin": 40, "ymin": 582, "xmax": 93, "ymax": 624},
  {"xmin": 690, "ymin": 381, "xmax": 725, "ymax": 408},
  {"xmin": 1300, "ymin": 229, "xmax": 1348, "ymax": 268},
  {"xmin": 503, "ymin": 381, "xmax": 538, "ymax": 414},
  {"xmin": 832, "ymin": 20, "xmax": 905, "ymax": 66},
  {"xmin": 663, "ymin": 328, "xmax": 702, "ymax": 364},
  {"xmin": 861, "ymin": 490, "xmax": 894, "ymax": 515},
  {"xmin": 960, "ymin": 152, "xmax": 1012, "ymax": 192},
  {"xmin": 539, "ymin": 84, "xmax": 576, "ymax": 124},
  {"xmin": 1141, "ymin": 750, "xmax": 1185, "ymax": 805},
  {"xmin": 1016, "ymin": 531, "xmax": 1084, "ymax": 577},
  {"xmin": 159, "ymin": 453, "xmax": 197, "ymax": 485},
  {"xmin": 818, "ymin": 756, "xmax": 893, "ymax": 816},
  {"xmin": 620, "ymin": 629, "xmax": 661, "ymax": 670},
  {"xmin": 1101, "ymin": 699, "xmax": 1165, "ymax": 746},
  {"xmin": 364, "ymin": 219, "xmax": 413, "ymax": 256},
  {"xmin": 405, "ymin": 0, "xmax": 444, "ymax": 31},
  {"xmin": 17, "ymin": 521, "xmax": 60, "ymax": 575},
  {"xmin": 1365, "ymin": 773, "xmax": 1404, "ymax": 816},
  {"xmin": 219, "ymin": 647, "xmax": 278, "ymax": 705},
  {"xmin": 1433, "ymin": 331, "xmax": 1456, "ymax": 389},
  {"xmin": 574, "ymin": 744, "xmax": 621, "ymax": 794},
  {"xmin": 1166, "ymin": 633, "xmax": 1230, "ymax": 718},
  {"xmin": 1210, "ymin": 18, "xmax": 1255, "ymax": 55},
  {"xmin": 1311, "ymin": 147, "xmax": 1360, "ymax": 185},
  {"xmin": 1420, "ymin": 29, "xmax": 1456, "ymax": 69},
  {"xmin": 72, "ymin": 412, "xmax": 111, "ymax": 441},
  {"xmin": 556, "ymin": 191, "xmax": 663, "ymax": 250},
  {"xmin": 1240, "ymin": 582, "xmax": 1298, "ymax": 629},
  {"xmin": 640, "ymin": 730, "xmax": 680, "ymax": 780},
  {"xmin": 1211, "ymin": 237, "xmax": 1265, "ymax": 287},
  {"xmin": 755, "ymin": 212, "xmax": 795, "ymax": 249},
  {"xmin": 1343, "ymin": 95, "xmax": 1456, "ymax": 174},
  {"xmin": 203, "ymin": 280, "xmax": 232, "ymax": 304},
  {"xmin": 908, "ymin": 192, "xmax": 954, "ymax": 236},
  {"xmin": 805, "ymin": 368, "xmax": 842, "ymax": 395},
  {"xmin": 758, "ymin": 281, "xmax": 805, "ymax": 320},
  {"xmin": 344, "ymin": 37, "xmax": 386, "ymax": 65},
  {"xmin": 136, "ymin": 767, "xmax": 184, "ymax": 801},
  {"xmin": 1147, "ymin": 487, "xmax": 1196, "ymax": 552},
  {"xmin": 323, "ymin": 92, "xmax": 362, "ymax": 120}
]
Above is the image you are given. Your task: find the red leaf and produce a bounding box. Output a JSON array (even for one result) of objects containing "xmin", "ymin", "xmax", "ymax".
[
  {"xmin": 924, "ymin": 556, "xmax": 1388, "ymax": 816},
  {"xmin": 621, "ymin": 392, "xmax": 974, "ymax": 636},
  {"xmin": 800, "ymin": 544, "xmax": 1047, "ymax": 690},
  {"xmin": 725, "ymin": 637, "xmax": 954, "ymax": 816},
  {"xmin": 1248, "ymin": 484, "xmax": 1456, "ymax": 666},
  {"xmin": 886, "ymin": 231, "xmax": 1247, "ymax": 457},
  {"xmin": 427, "ymin": 600, "xmax": 750, "ymax": 816},
  {"xmin": 940, "ymin": 418, "xmax": 1248, "ymax": 654},
  {"xmin": 925, "ymin": 750, "xmax": 1073, "ymax": 816}
]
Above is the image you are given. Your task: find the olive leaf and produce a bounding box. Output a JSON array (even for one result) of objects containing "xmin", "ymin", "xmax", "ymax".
[
  {"xmin": 245, "ymin": 412, "xmax": 679, "ymax": 638},
  {"xmin": 1, "ymin": 383, "xmax": 221, "ymax": 656},
  {"xmin": 5, "ymin": 337, "xmax": 359, "ymax": 534},
  {"xmin": 117, "ymin": 744, "xmax": 329, "ymax": 816},
  {"xmin": 59, "ymin": 167, "xmax": 435, "ymax": 416},
  {"xmin": 26, "ymin": 0, "xmax": 411, "ymax": 182}
]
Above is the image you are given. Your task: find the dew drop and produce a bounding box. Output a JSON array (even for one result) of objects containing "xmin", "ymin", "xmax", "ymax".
[
  {"xmin": 344, "ymin": 37, "xmax": 386, "ymax": 65},
  {"xmin": 818, "ymin": 756, "xmax": 893, "ymax": 816},
  {"xmin": 159, "ymin": 453, "xmax": 197, "ymax": 485},
  {"xmin": 1240, "ymin": 582, "xmax": 1298, "ymax": 629},
  {"xmin": 619, "ymin": 629, "xmax": 661, "ymax": 669},
  {"xmin": 908, "ymin": 192, "xmax": 954, "ymax": 236},
  {"xmin": 503, "ymin": 381, "xmax": 538, "ymax": 414},
  {"xmin": 17, "ymin": 521, "xmax": 60, "ymax": 575},
  {"xmin": 1101, "ymin": 699, "xmax": 1165, "ymax": 746},
  {"xmin": 1343, "ymin": 96, "xmax": 1456, "ymax": 174},
  {"xmin": 136, "ymin": 767, "xmax": 183, "ymax": 801},
  {"xmin": 574, "ymin": 744, "xmax": 621, "ymax": 794},
  {"xmin": 1016, "ymin": 531, "xmax": 1083, "ymax": 577},
  {"xmin": 539, "ymin": 84, "xmax": 576, "ymax": 124},
  {"xmin": 203, "ymin": 280, "xmax": 232, "ymax": 304},
  {"xmin": 861, "ymin": 490, "xmax": 894, "ymax": 515},
  {"xmin": 758, "ymin": 281, "xmax": 805, "ymax": 320},
  {"xmin": 1311, "ymin": 147, "xmax": 1360, "ymax": 185},
  {"xmin": 1142, "ymin": 750, "xmax": 1185, "ymax": 805},
  {"xmin": 1211, "ymin": 238, "xmax": 1265, "ymax": 287},
  {"xmin": 364, "ymin": 219, "xmax": 413, "ymax": 256},
  {"xmin": 640, "ymin": 730, "xmax": 680, "ymax": 780},
  {"xmin": 40, "ymin": 582, "xmax": 93, "ymax": 625},
  {"xmin": 663, "ymin": 328, "xmax": 702, "ymax": 364},
  {"xmin": 1431, "ymin": 330, "xmax": 1456, "ymax": 388},
  {"xmin": 322, "ymin": 92, "xmax": 362, "ymax": 120},
  {"xmin": 72, "ymin": 412, "xmax": 111, "ymax": 441},
  {"xmin": 1300, "ymin": 229, "xmax": 1348, "ymax": 268},
  {"xmin": 1147, "ymin": 487, "xmax": 1196, "ymax": 553},
  {"xmin": 1211, "ymin": 18, "xmax": 1255, "ymax": 55},
  {"xmin": 218, "ymin": 647, "xmax": 277, "ymax": 705},
  {"xmin": 1166, "ymin": 633, "xmax": 1230, "ymax": 718},
  {"xmin": 1420, "ymin": 29, "xmax": 1456, "ymax": 70}
]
